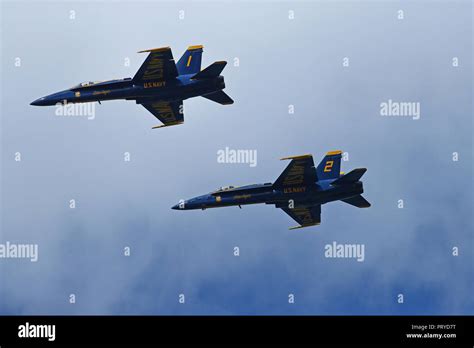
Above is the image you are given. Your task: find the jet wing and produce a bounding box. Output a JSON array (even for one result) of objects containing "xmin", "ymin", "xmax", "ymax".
[
  {"xmin": 281, "ymin": 205, "xmax": 321, "ymax": 230},
  {"xmin": 133, "ymin": 47, "xmax": 178, "ymax": 82},
  {"xmin": 142, "ymin": 100, "xmax": 184, "ymax": 128},
  {"xmin": 273, "ymin": 155, "xmax": 317, "ymax": 188}
]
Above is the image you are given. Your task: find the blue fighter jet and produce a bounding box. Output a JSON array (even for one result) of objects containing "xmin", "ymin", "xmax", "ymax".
[
  {"xmin": 172, "ymin": 151, "xmax": 370, "ymax": 229},
  {"xmin": 31, "ymin": 45, "xmax": 233, "ymax": 128}
]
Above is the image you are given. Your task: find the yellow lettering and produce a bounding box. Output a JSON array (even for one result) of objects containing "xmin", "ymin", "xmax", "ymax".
[
  {"xmin": 294, "ymin": 208, "xmax": 313, "ymax": 224},
  {"xmin": 283, "ymin": 161, "xmax": 306, "ymax": 185},
  {"xmin": 283, "ymin": 187, "xmax": 306, "ymax": 194},
  {"xmin": 144, "ymin": 81, "xmax": 166, "ymax": 89},
  {"xmin": 324, "ymin": 160, "xmax": 334, "ymax": 173}
]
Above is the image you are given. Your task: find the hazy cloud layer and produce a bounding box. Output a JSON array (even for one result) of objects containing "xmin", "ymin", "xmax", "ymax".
[{"xmin": 0, "ymin": 1, "xmax": 472, "ymax": 314}]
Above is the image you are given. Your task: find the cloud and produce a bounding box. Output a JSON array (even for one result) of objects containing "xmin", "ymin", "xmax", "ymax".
[{"xmin": 1, "ymin": 1, "xmax": 472, "ymax": 315}]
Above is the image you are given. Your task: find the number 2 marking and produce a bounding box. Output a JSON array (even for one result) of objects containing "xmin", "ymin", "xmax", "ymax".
[{"xmin": 324, "ymin": 160, "xmax": 334, "ymax": 172}]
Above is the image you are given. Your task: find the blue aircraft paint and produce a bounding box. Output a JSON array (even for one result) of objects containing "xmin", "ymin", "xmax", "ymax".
[
  {"xmin": 31, "ymin": 46, "xmax": 233, "ymax": 128},
  {"xmin": 173, "ymin": 152, "xmax": 370, "ymax": 229}
]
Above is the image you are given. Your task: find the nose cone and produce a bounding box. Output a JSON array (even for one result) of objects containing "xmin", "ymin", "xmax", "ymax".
[
  {"xmin": 172, "ymin": 200, "xmax": 188, "ymax": 210},
  {"xmin": 31, "ymin": 90, "xmax": 74, "ymax": 106},
  {"xmin": 30, "ymin": 97, "xmax": 48, "ymax": 106},
  {"xmin": 171, "ymin": 196, "xmax": 207, "ymax": 210}
]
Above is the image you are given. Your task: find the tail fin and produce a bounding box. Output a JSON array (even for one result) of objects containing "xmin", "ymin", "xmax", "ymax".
[
  {"xmin": 192, "ymin": 61, "xmax": 227, "ymax": 80},
  {"xmin": 331, "ymin": 168, "xmax": 367, "ymax": 186},
  {"xmin": 202, "ymin": 90, "xmax": 234, "ymax": 105},
  {"xmin": 316, "ymin": 151, "xmax": 342, "ymax": 181},
  {"xmin": 176, "ymin": 45, "xmax": 203, "ymax": 75}
]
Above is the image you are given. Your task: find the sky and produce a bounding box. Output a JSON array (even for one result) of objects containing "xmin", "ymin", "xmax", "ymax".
[{"xmin": 0, "ymin": 0, "xmax": 472, "ymax": 315}]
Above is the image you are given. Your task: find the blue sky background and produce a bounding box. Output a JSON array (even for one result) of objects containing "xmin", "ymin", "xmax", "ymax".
[{"xmin": 0, "ymin": 0, "xmax": 472, "ymax": 315}]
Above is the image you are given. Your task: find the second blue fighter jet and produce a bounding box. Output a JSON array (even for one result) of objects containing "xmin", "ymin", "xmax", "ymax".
[
  {"xmin": 31, "ymin": 45, "xmax": 233, "ymax": 128},
  {"xmin": 172, "ymin": 151, "xmax": 370, "ymax": 229}
]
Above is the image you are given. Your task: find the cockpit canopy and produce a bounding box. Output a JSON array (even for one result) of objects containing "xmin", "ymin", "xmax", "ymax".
[
  {"xmin": 72, "ymin": 81, "xmax": 101, "ymax": 89},
  {"xmin": 71, "ymin": 78, "xmax": 133, "ymax": 90},
  {"xmin": 213, "ymin": 185, "xmax": 236, "ymax": 193}
]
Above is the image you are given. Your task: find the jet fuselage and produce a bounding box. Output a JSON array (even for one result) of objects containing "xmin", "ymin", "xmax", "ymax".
[
  {"xmin": 172, "ymin": 151, "xmax": 370, "ymax": 229},
  {"xmin": 172, "ymin": 180, "xmax": 364, "ymax": 210},
  {"xmin": 31, "ymin": 45, "xmax": 233, "ymax": 128},
  {"xmin": 31, "ymin": 75, "xmax": 225, "ymax": 106}
]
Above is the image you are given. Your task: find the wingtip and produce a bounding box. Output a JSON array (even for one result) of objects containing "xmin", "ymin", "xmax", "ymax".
[
  {"xmin": 280, "ymin": 154, "xmax": 313, "ymax": 161},
  {"xmin": 138, "ymin": 46, "xmax": 170, "ymax": 53},
  {"xmin": 152, "ymin": 122, "xmax": 183, "ymax": 129},
  {"xmin": 289, "ymin": 223, "xmax": 320, "ymax": 230}
]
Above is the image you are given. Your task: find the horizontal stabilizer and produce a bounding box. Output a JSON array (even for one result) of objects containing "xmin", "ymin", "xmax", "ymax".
[
  {"xmin": 332, "ymin": 168, "xmax": 367, "ymax": 186},
  {"xmin": 192, "ymin": 61, "xmax": 227, "ymax": 80},
  {"xmin": 202, "ymin": 90, "xmax": 234, "ymax": 105},
  {"xmin": 341, "ymin": 195, "xmax": 371, "ymax": 208}
]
